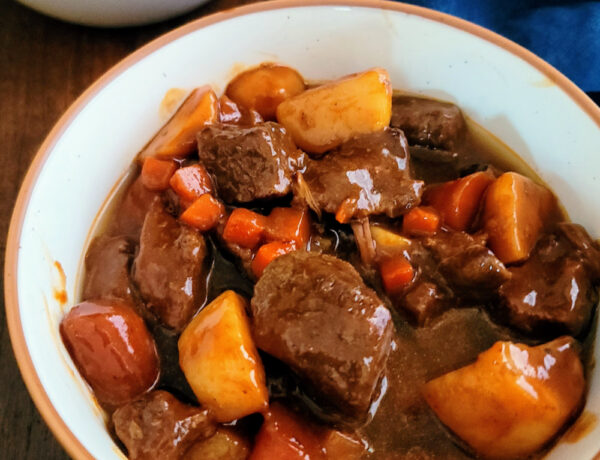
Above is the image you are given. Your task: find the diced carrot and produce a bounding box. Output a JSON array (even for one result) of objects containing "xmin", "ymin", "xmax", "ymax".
[
  {"xmin": 265, "ymin": 207, "xmax": 311, "ymax": 246},
  {"xmin": 180, "ymin": 194, "xmax": 224, "ymax": 232},
  {"xmin": 249, "ymin": 404, "xmax": 323, "ymax": 460},
  {"xmin": 252, "ymin": 242, "xmax": 296, "ymax": 278},
  {"xmin": 223, "ymin": 208, "xmax": 267, "ymax": 249},
  {"xmin": 140, "ymin": 157, "xmax": 177, "ymax": 191},
  {"xmin": 169, "ymin": 164, "xmax": 213, "ymax": 204},
  {"xmin": 380, "ymin": 256, "xmax": 414, "ymax": 294},
  {"xmin": 424, "ymin": 171, "xmax": 494, "ymax": 231},
  {"xmin": 402, "ymin": 206, "xmax": 441, "ymax": 235},
  {"xmin": 140, "ymin": 86, "xmax": 218, "ymax": 160},
  {"xmin": 335, "ymin": 198, "xmax": 357, "ymax": 224},
  {"xmin": 483, "ymin": 172, "xmax": 557, "ymax": 263}
]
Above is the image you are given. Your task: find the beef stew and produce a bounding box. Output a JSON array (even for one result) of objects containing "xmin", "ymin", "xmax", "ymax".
[{"xmin": 60, "ymin": 64, "xmax": 599, "ymax": 459}]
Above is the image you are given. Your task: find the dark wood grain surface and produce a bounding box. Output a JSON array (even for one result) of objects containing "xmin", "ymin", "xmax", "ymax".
[{"xmin": 0, "ymin": 1, "xmax": 260, "ymax": 458}]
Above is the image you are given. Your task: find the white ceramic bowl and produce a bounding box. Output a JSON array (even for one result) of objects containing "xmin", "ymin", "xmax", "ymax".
[
  {"xmin": 6, "ymin": 1, "xmax": 600, "ymax": 459},
  {"xmin": 16, "ymin": 0, "xmax": 211, "ymax": 27}
]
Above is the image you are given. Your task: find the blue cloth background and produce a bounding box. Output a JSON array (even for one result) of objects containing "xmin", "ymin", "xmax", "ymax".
[{"xmin": 399, "ymin": 1, "xmax": 600, "ymax": 94}]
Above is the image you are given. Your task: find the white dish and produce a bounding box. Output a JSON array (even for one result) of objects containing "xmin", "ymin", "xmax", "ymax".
[
  {"xmin": 16, "ymin": 0, "xmax": 211, "ymax": 27},
  {"xmin": 6, "ymin": 1, "xmax": 600, "ymax": 459}
]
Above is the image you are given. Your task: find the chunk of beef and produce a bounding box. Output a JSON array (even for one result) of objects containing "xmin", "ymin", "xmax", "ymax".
[
  {"xmin": 391, "ymin": 96, "xmax": 466, "ymax": 151},
  {"xmin": 197, "ymin": 122, "xmax": 305, "ymax": 203},
  {"xmin": 113, "ymin": 391, "xmax": 215, "ymax": 460},
  {"xmin": 251, "ymin": 251, "xmax": 393, "ymax": 422},
  {"xmin": 499, "ymin": 223, "xmax": 600, "ymax": 336},
  {"xmin": 109, "ymin": 175, "xmax": 160, "ymax": 240},
  {"xmin": 82, "ymin": 235, "xmax": 134, "ymax": 303},
  {"xmin": 133, "ymin": 199, "xmax": 207, "ymax": 331},
  {"xmin": 299, "ymin": 129, "xmax": 423, "ymax": 220},
  {"xmin": 401, "ymin": 281, "xmax": 448, "ymax": 326},
  {"xmin": 421, "ymin": 231, "xmax": 510, "ymax": 298}
]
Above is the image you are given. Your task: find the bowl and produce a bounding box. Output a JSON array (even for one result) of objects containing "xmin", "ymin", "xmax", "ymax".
[
  {"xmin": 6, "ymin": 1, "xmax": 600, "ymax": 459},
  {"xmin": 15, "ymin": 0, "xmax": 211, "ymax": 27}
]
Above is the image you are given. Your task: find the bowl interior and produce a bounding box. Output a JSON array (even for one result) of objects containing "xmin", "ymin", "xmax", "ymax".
[{"xmin": 8, "ymin": 2, "xmax": 600, "ymax": 459}]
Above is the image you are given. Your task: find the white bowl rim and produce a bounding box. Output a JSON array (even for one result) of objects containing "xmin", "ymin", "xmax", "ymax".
[{"xmin": 5, "ymin": 1, "xmax": 600, "ymax": 459}]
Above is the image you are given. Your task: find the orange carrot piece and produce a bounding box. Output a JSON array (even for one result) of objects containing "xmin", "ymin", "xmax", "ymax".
[
  {"xmin": 483, "ymin": 172, "xmax": 557, "ymax": 264},
  {"xmin": 249, "ymin": 404, "xmax": 322, "ymax": 460},
  {"xmin": 265, "ymin": 207, "xmax": 311, "ymax": 246},
  {"xmin": 335, "ymin": 198, "xmax": 357, "ymax": 224},
  {"xmin": 140, "ymin": 86, "xmax": 218, "ymax": 160},
  {"xmin": 380, "ymin": 256, "xmax": 414, "ymax": 294},
  {"xmin": 424, "ymin": 171, "xmax": 494, "ymax": 231},
  {"xmin": 140, "ymin": 157, "xmax": 177, "ymax": 191},
  {"xmin": 180, "ymin": 194, "xmax": 224, "ymax": 232},
  {"xmin": 402, "ymin": 206, "xmax": 441, "ymax": 235},
  {"xmin": 223, "ymin": 208, "xmax": 267, "ymax": 249},
  {"xmin": 252, "ymin": 242, "xmax": 296, "ymax": 278},
  {"xmin": 169, "ymin": 164, "xmax": 213, "ymax": 205}
]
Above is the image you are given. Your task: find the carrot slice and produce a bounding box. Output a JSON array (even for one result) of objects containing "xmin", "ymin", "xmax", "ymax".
[
  {"xmin": 335, "ymin": 198, "xmax": 357, "ymax": 224},
  {"xmin": 180, "ymin": 194, "xmax": 224, "ymax": 232},
  {"xmin": 252, "ymin": 242, "xmax": 296, "ymax": 278},
  {"xmin": 140, "ymin": 86, "xmax": 218, "ymax": 160},
  {"xmin": 380, "ymin": 256, "xmax": 414, "ymax": 294},
  {"xmin": 402, "ymin": 206, "xmax": 441, "ymax": 235},
  {"xmin": 140, "ymin": 157, "xmax": 176, "ymax": 191},
  {"xmin": 265, "ymin": 207, "xmax": 311, "ymax": 247},
  {"xmin": 169, "ymin": 164, "xmax": 213, "ymax": 204},
  {"xmin": 424, "ymin": 171, "xmax": 494, "ymax": 231},
  {"xmin": 483, "ymin": 172, "xmax": 557, "ymax": 263},
  {"xmin": 223, "ymin": 208, "xmax": 267, "ymax": 249}
]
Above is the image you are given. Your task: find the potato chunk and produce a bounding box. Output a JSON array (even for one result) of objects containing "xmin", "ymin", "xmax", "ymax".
[
  {"xmin": 140, "ymin": 86, "xmax": 218, "ymax": 160},
  {"xmin": 483, "ymin": 172, "xmax": 557, "ymax": 264},
  {"xmin": 226, "ymin": 63, "xmax": 305, "ymax": 120},
  {"xmin": 276, "ymin": 68, "xmax": 392, "ymax": 154},
  {"xmin": 178, "ymin": 290, "xmax": 268, "ymax": 422},
  {"xmin": 423, "ymin": 337, "xmax": 584, "ymax": 459}
]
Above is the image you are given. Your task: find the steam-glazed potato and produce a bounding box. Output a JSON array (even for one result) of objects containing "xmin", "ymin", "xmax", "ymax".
[
  {"xmin": 276, "ymin": 68, "xmax": 392, "ymax": 154},
  {"xmin": 423, "ymin": 337, "xmax": 584, "ymax": 459}
]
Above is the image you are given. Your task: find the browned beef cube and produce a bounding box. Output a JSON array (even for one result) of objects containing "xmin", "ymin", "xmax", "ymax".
[
  {"xmin": 391, "ymin": 96, "xmax": 466, "ymax": 151},
  {"xmin": 299, "ymin": 128, "xmax": 423, "ymax": 220},
  {"xmin": 133, "ymin": 199, "xmax": 207, "ymax": 331},
  {"xmin": 421, "ymin": 231, "xmax": 510, "ymax": 297},
  {"xmin": 251, "ymin": 251, "xmax": 393, "ymax": 422},
  {"xmin": 113, "ymin": 391, "xmax": 215, "ymax": 460},
  {"xmin": 499, "ymin": 223, "xmax": 600, "ymax": 336},
  {"xmin": 109, "ymin": 175, "xmax": 160, "ymax": 240},
  {"xmin": 401, "ymin": 281, "xmax": 448, "ymax": 326},
  {"xmin": 197, "ymin": 122, "xmax": 305, "ymax": 203},
  {"xmin": 82, "ymin": 235, "xmax": 134, "ymax": 303}
]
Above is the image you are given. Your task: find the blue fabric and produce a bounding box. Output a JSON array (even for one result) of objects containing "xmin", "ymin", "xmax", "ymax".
[{"xmin": 399, "ymin": 1, "xmax": 600, "ymax": 92}]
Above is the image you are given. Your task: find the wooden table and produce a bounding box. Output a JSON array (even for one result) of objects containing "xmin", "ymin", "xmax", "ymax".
[{"xmin": 0, "ymin": 1, "xmax": 258, "ymax": 457}]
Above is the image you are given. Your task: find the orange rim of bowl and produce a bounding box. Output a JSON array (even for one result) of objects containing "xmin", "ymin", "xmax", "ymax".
[{"xmin": 5, "ymin": 1, "xmax": 600, "ymax": 459}]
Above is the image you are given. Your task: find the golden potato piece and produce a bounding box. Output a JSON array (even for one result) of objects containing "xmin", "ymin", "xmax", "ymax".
[
  {"xmin": 184, "ymin": 428, "xmax": 250, "ymax": 460},
  {"xmin": 140, "ymin": 86, "xmax": 218, "ymax": 160},
  {"xmin": 370, "ymin": 224, "xmax": 412, "ymax": 259},
  {"xmin": 178, "ymin": 290, "xmax": 268, "ymax": 422},
  {"xmin": 276, "ymin": 68, "xmax": 392, "ymax": 154},
  {"xmin": 483, "ymin": 172, "xmax": 557, "ymax": 264},
  {"xmin": 226, "ymin": 63, "xmax": 305, "ymax": 120},
  {"xmin": 423, "ymin": 336, "xmax": 584, "ymax": 459}
]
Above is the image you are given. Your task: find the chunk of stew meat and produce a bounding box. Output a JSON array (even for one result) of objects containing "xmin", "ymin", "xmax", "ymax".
[
  {"xmin": 113, "ymin": 390, "xmax": 216, "ymax": 460},
  {"xmin": 133, "ymin": 198, "xmax": 208, "ymax": 331},
  {"xmin": 298, "ymin": 128, "xmax": 423, "ymax": 221},
  {"xmin": 390, "ymin": 95, "xmax": 466, "ymax": 151},
  {"xmin": 251, "ymin": 251, "xmax": 393, "ymax": 422},
  {"xmin": 196, "ymin": 122, "xmax": 305, "ymax": 203},
  {"xmin": 499, "ymin": 223, "xmax": 600, "ymax": 336}
]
